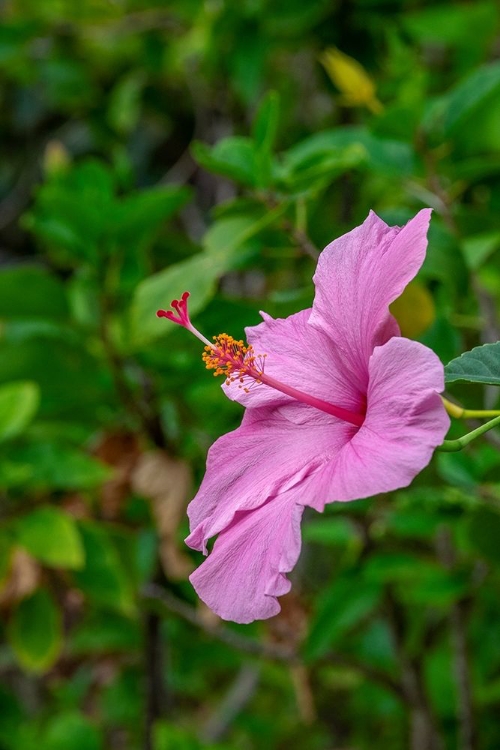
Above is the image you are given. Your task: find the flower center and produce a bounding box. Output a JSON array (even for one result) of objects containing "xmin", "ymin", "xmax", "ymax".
[{"xmin": 157, "ymin": 292, "xmax": 365, "ymax": 428}]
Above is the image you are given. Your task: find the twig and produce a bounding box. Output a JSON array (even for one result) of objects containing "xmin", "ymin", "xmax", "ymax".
[
  {"xmin": 0, "ymin": 160, "xmax": 40, "ymax": 230},
  {"xmin": 261, "ymin": 196, "xmax": 319, "ymax": 260},
  {"xmin": 98, "ymin": 292, "xmax": 167, "ymax": 448},
  {"xmin": 290, "ymin": 663, "xmax": 316, "ymax": 724},
  {"xmin": 144, "ymin": 612, "xmax": 167, "ymax": 750},
  {"xmin": 200, "ymin": 664, "xmax": 260, "ymax": 743},
  {"xmin": 142, "ymin": 583, "xmax": 297, "ymax": 662},
  {"xmin": 320, "ymin": 651, "xmax": 405, "ymax": 702},
  {"xmin": 471, "ymin": 278, "xmax": 500, "ymax": 409},
  {"xmin": 277, "ymin": 213, "xmax": 320, "ymax": 260},
  {"xmin": 142, "ymin": 582, "xmax": 410, "ymax": 702},
  {"xmin": 436, "ymin": 529, "xmax": 477, "ymax": 750},
  {"xmin": 78, "ymin": 10, "xmax": 183, "ymax": 37},
  {"xmin": 384, "ymin": 590, "xmax": 443, "ymax": 750}
]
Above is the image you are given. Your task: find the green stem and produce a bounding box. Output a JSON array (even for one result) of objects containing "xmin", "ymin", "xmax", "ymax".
[
  {"xmin": 441, "ymin": 396, "xmax": 500, "ymax": 420},
  {"xmin": 438, "ymin": 415, "xmax": 500, "ymax": 452},
  {"xmin": 462, "ymin": 409, "xmax": 500, "ymax": 419}
]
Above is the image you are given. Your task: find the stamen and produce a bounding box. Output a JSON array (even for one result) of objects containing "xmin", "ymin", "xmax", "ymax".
[
  {"xmin": 202, "ymin": 334, "xmax": 267, "ymax": 390},
  {"xmin": 156, "ymin": 292, "xmax": 365, "ymax": 428}
]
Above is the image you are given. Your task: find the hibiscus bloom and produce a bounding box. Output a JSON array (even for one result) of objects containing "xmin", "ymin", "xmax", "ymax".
[{"xmin": 158, "ymin": 209, "xmax": 450, "ymax": 623}]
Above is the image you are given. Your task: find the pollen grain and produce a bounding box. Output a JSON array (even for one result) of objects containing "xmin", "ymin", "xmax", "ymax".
[{"xmin": 202, "ymin": 333, "xmax": 266, "ymax": 388}]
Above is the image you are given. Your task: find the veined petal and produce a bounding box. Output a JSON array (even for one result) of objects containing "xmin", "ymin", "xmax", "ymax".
[
  {"xmin": 186, "ymin": 406, "xmax": 355, "ymax": 552},
  {"xmin": 306, "ymin": 336, "xmax": 449, "ymax": 508},
  {"xmin": 189, "ymin": 486, "xmax": 305, "ymax": 623},
  {"xmin": 222, "ymin": 308, "xmax": 364, "ymax": 411},
  {"xmin": 309, "ymin": 209, "xmax": 432, "ymax": 389}
]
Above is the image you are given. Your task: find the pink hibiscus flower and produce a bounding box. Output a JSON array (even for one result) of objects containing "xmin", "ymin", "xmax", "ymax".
[{"xmin": 158, "ymin": 209, "xmax": 450, "ymax": 623}]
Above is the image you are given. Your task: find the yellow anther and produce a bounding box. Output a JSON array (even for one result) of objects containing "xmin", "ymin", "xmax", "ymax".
[{"xmin": 201, "ymin": 332, "xmax": 266, "ymax": 386}]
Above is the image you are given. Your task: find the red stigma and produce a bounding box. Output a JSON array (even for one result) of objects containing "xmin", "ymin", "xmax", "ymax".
[{"xmin": 157, "ymin": 291, "xmax": 191, "ymax": 327}]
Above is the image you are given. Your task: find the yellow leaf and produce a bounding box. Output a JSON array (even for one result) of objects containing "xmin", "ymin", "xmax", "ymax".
[
  {"xmin": 43, "ymin": 140, "xmax": 71, "ymax": 176},
  {"xmin": 320, "ymin": 47, "xmax": 383, "ymax": 114},
  {"xmin": 390, "ymin": 281, "xmax": 436, "ymax": 339}
]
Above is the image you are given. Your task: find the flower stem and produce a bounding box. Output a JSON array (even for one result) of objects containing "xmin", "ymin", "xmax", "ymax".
[
  {"xmin": 438, "ymin": 414, "xmax": 500, "ymax": 452},
  {"xmin": 442, "ymin": 397, "xmax": 500, "ymax": 420}
]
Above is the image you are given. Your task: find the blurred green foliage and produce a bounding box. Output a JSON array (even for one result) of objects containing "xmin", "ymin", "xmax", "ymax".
[{"xmin": 1, "ymin": 0, "xmax": 500, "ymax": 748}]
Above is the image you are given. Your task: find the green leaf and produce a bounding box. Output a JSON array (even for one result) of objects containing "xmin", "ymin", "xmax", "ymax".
[
  {"xmin": 192, "ymin": 137, "xmax": 258, "ymax": 186},
  {"xmin": 16, "ymin": 507, "xmax": 84, "ymax": 569},
  {"xmin": 107, "ymin": 71, "xmax": 145, "ymax": 134},
  {"xmin": 114, "ymin": 185, "xmax": 191, "ymax": 247},
  {"xmin": 153, "ymin": 721, "xmax": 203, "ymax": 750},
  {"xmin": 26, "ymin": 159, "xmax": 116, "ymax": 263},
  {"xmin": 400, "ymin": 568, "xmax": 468, "ymax": 606},
  {"xmin": 8, "ymin": 589, "xmax": 62, "ymax": 673},
  {"xmin": 283, "ymin": 126, "xmax": 414, "ymax": 177},
  {"xmin": 0, "ymin": 338, "xmax": 110, "ymax": 420},
  {"xmin": 443, "ymin": 61, "xmax": 500, "ymax": 134},
  {"xmin": 129, "ymin": 253, "xmax": 227, "ymax": 348},
  {"xmin": 405, "ymin": 1, "xmax": 498, "ymax": 47},
  {"xmin": 71, "ymin": 611, "xmax": 141, "ymax": 655},
  {"xmin": 0, "ymin": 266, "xmax": 68, "ymax": 320},
  {"xmin": 8, "ymin": 442, "xmax": 111, "ymax": 490},
  {"xmin": 364, "ymin": 552, "xmax": 425, "ymax": 583},
  {"xmin": 72, "ymin": 522, "xmax": 135, "ymax": 614},
  {"xmin": 467, "ymin": 507, "xmax": 500, "ymax": 564},
  {"xmin": 202, "ymin": 212, "xmax": 282, "ymax": 257},
  {"xmin": 2, "ymin": 320, "xmax": 79, "ymax": 345},
  {"xmin": 0, "ymin": 381, "xmax": 40, "ymax": 442},
  {"xmin": 305, "ymin": 576, "xmax": 381, "ymax": 659},
  {"xmin": 42, "ymin": 712, "xmax": 103, "ymax": 750},
  {"xmin": 445, "ymin": 342, "xmax": 500, "ymax": 386},
  {"xmin": 252, "ymin": 91, "xmax": 280, "ymax": 152},
  {"xmin": 252, "ymin": 91, "xmax": 280, "ymax": 187},
  {"xmin": 278, "ymin": 143, "xmax": 366, "ymax": 194},
  {"xmin": 420, "ymin": 317, "xmax": 462, "ymax": 367},
  {"xmin": 384, "ymin": 508, "xmax": 443, "ymax": 540},
  {"xmin": 0, "ymin": 458, "xmax": 32, "ymax": 489},
  {"xmin": 437, "ymin": 452, "xmax": 478, "ymax": 489},
  {"xmin": 0, "ymin": 683, "xmax": 24, "ymax": 746},
  {"xmin": 129, "ymin": 209, "xmax": 284, "ymax": 347},
  {"xmin": 461, "ymin": 232, "xmax": 500, "ymax": 271},
  {"xmin": 303, "ymin": 517, "xmax": 360, "ymax": 546}
]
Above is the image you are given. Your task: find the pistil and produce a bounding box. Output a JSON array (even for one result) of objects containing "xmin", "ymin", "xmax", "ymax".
[{"xmin": 157, "ymin": 293, "xmax": 365, "ymax": 428}]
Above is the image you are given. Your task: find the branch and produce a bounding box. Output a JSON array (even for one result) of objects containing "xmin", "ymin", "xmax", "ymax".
[
  {"xmin": 144, "ymin": 611, "xmax": 167, "ymax": 750},
  {"xmin": 142, "ymin": 583, "xmax": 410, "ymax": 703},
  {"xmin": 319, "ymin": 651, "xmax": 405, "ymax": 701},
  {"xmin": 261, "ymin": 195, "xmax": 320, "ymax": 260},
  {"xmin": 200, "ymin": 664, "xmax": 260, "ymax": 743},
  {"xmin": 98, "ymin": 292, "xmax": 167, "ymax": 448},
  {"xmin": 384, "ymin": 590, "xmax": 443, "ymax": 750},
  {"xmin": 436, "ymin": 529, "xmax": 477, "ymax": 750},
  {"xmin": 142, "ymin": 583, "xmax": 297, "ymax": 662}
]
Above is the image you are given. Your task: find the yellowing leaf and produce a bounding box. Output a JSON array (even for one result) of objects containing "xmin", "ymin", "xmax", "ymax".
[
  {"xmin": 43, "ymin": 140, "xmax": 71, "ymax": 176},
  {"xmin": 320, "ymin": 47, "xmax": 383, "ymax": 114},
  {"xmin": 390, "ymin": 281, "xmax": 436, "ymax": 339}
]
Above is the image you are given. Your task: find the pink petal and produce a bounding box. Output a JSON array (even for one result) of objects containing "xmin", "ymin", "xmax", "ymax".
[
  {"xmin": 309, "ymin": 209, "xmax": 432, "ymax": 390},
  {"xmin": 189, "ymin": 486, "xmax": 305, "ymax": 623},
  {"xmin": 187, "ymin": 336, "xmax": 448, "ymax": 622},
  {"xmin": 222, "ymin": 308, "xmax": 364, "ymax": 412},
  {"xmin": 305, "ymin": 336, "xmax": 449, "ymax": 509},
  {"xmin": 186, "ymin": 406, "xmax": 355, "ymax": 552}
]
